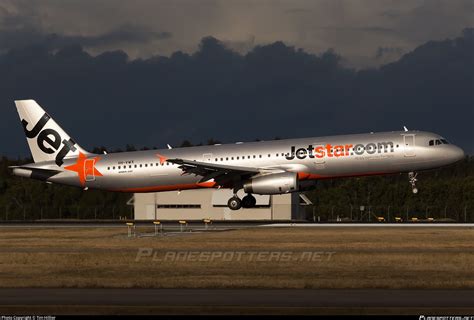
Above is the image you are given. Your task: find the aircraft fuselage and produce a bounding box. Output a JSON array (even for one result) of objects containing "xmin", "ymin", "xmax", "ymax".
[{"xmin": 16, "ymin": 130, "xmax": 464, "ymax": 193}]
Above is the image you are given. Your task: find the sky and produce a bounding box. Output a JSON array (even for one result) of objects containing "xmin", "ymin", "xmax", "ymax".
[
  {"xmin": 0, "ymin": 0, "xmax": 473, "ymax": 156},
  {"xmin": 1, "ymin": 0, "xmax": 473, "ymax": 67}
]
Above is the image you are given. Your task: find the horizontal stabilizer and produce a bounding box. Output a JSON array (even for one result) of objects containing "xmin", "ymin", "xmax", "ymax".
[{"xmin": 11, "ymin": 166, "xmax": 61, "ymax": 181}]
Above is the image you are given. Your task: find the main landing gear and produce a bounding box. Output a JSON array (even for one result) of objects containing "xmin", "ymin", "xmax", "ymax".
[
  {"xmin": 227, "ymin": 193, "xmax": 257, "ymax": 210},
  {"xmin": 227, "ymin": 196, "xmax": 242, "ymax": 210},
  {"xmin": 242, "ymin": 194, "xmax": 257, "ymax": 208},
  {"xmin": 408, "ymin": 171, "xmax": 418, "ymax": 194}
]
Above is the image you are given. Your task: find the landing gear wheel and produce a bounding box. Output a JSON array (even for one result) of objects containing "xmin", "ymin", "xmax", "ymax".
[
  {"xmin": 228, "ymin": 196, "xmax": 242, "ymax": 210},
  {"xmin": 242, "ymin": 194, "xmax": 257, "ymax": 208},
  {"xmin": 408, "ymin": 172, "xmax": 419, "ymax": 194}
]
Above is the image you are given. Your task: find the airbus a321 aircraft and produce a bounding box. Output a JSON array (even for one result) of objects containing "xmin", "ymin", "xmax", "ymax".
[{"xmin": 11, "ymin": 100, "xmax": 465, "ymax": 210}]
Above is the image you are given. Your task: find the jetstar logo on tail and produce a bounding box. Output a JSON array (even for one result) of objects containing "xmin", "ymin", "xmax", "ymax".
[
  {"xmin": 22, "ymin": 113, "xmax": 77, "ymax": 166},
  {"xmin": 64, "ymin": 152, "xmax": 103, "ymax": 186}
]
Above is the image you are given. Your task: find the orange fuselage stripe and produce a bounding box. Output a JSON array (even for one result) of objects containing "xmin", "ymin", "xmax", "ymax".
[
  {"xmin": 297, "ymin": 171, "xmax": 394, "ymax": 180},
  {"xmin": 112, "ymin": 181, "xmax": 216, "ymax": 193}
]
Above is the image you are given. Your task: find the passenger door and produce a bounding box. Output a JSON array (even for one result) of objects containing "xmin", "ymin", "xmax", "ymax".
[
  {"xmin": 84, "ymin": 159, "xmax": 96, "ymax": 181},
  {"xmin": 202, "ymin": 153, "xmax": 213, "ymax": 162},
  {"xmin": 403, "ymin": 134, "xmax": 416, "ymax": 157}
]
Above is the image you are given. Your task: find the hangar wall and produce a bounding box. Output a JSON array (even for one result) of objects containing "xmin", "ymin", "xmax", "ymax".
[{"xmin": 133, "ymin": 189, "xmax": 306, "ymax": 220}]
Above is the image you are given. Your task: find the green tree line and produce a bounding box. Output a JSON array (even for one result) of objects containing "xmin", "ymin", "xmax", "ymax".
[
  {"xmin": 0, "ymin": 146, "xmax": 472, "ymax": 221},
  {"xmin": 306, "ymin": 156, "xmax": 474, "ymax": 222}
]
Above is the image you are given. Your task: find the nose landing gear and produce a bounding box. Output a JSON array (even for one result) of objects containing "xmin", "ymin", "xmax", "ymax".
[{"xmin": 408, "ymin": 172, "xmax": 418, "ymax": 194}]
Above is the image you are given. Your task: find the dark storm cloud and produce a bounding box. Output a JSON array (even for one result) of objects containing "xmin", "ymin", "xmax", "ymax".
[
  {"xmin": 0, "ymin": 3, "xmax": 171, "ymax": 52},
  {"xmin": 0, "ymin": 29, "xmax": 472, "ymax": 159},
  {"xmin": 380, "ymin": 10, "xmax": 401, "ymax": 19},
  {"xmin": 50, "ymin": 25, "xmax": 172, "ymax": 48},
  {"xmin": 360, "ymin": 27, "xmax": 398, "ymax": 35},
  {"xmin": 321, "ymin": 26, "xmax": 397, "ymax": 35},
  {"xmin": 2, "ymin": 0, "xmax": 472, "ymax": 67},
  {"xmin": 285, "ymin": 8, "xmax": 313, "ymax": 14},
  {"xmin": 0, "ymin": 24, "xmax": 171, "ymax": 52},
  {"xmin": 375, "ymin": 47, "xmax": 404, "ymax": 59}
]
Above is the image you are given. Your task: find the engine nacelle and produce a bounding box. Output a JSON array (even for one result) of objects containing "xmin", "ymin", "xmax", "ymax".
[{"xmin": 243, "ymin": 172, "xmax": 299, "ymax": 195}]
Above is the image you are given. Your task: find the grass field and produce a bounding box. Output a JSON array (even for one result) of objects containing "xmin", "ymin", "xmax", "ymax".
[{"xmin": 0, "ymin": 226, "xmax": 472, "ymax": 289}]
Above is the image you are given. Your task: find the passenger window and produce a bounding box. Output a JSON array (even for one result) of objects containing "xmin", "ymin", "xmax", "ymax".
[
  {"xmin": 237, "ymin": 157, "xmax": 239, "ymax": 160},
  {"xmin": 140, "ymin": 164, "xmax": 143, "ymax": 168},
  {"xmin": 134, "ymin": 165, "xmax": 137, "ymax": 168},
  {"xmin": 221, "ymin": 158, "xmax": 223, "ymax": 161},
  {"xmin": 113, "ymin": 166, "xmax": 115, "ymax": 170}
]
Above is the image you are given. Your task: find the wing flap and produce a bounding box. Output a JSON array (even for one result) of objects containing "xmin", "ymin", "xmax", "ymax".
[
  {"xmin": 168, "ymin": 159, "xmax": 260, "ymax": 173},
  {"xmin": 167, "ymin": 158, "xmax": 262, "ymax": 186}
]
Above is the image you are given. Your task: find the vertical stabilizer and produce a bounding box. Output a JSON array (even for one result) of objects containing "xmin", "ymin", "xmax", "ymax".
[{"xmin": 15, "ymin": 100, "xmax": 90, "ymax": 166}]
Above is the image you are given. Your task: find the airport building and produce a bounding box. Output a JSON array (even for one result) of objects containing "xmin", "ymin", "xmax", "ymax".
[{"xmin": 131, "ymin": 189, "xmax": 311, "ymax": 221}]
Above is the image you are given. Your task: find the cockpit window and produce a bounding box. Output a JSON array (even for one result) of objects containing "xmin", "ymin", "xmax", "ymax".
[{"xmin": 429, "ymin": 138, "xmax": 449, "ymax": 146}]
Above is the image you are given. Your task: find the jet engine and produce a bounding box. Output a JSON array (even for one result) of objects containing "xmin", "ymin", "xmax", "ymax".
[{"xmin": 243, "ymin": 172, "xmax": 298, "ymax": 195}]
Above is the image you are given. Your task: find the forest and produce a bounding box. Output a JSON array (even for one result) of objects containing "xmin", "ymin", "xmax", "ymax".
[{"xmin": 0, "ymin": 143, "xmax": 472, "ymax": 222}]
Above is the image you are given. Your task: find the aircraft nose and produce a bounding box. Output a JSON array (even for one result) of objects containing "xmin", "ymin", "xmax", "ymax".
[{"xmin": 446, "ymin": 145, "xmax": 465, "ymax": 163}]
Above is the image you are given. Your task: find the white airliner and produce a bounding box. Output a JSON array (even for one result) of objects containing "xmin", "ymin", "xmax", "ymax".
[{"xmin": 11, "ymin": 100, "xmax": 465, "ymax": 210}]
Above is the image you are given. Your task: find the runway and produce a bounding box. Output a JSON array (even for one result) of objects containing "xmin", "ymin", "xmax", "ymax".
[
  {"xmin": 0, "ymin": 221, "xmax": 473, "ymax": 229},
  {"xmin": 0, "ymin": 288, "xmax": 472, "ymax": 309},
  {"xmin": 262, "ymin": 223, "xmax": 474, "ymax": 228},
  {"xmin": 0, "ymin": 221, "xmax": 259, "ymax": 228},
  {"xmin": 0, "ymin": 225, "xmax": 472, "ymax": 315}
]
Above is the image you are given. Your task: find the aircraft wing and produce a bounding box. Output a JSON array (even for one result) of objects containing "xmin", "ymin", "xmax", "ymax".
[{"xmin": 167, "ymin": 158, "xmax": 269, "ymax": 186}]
